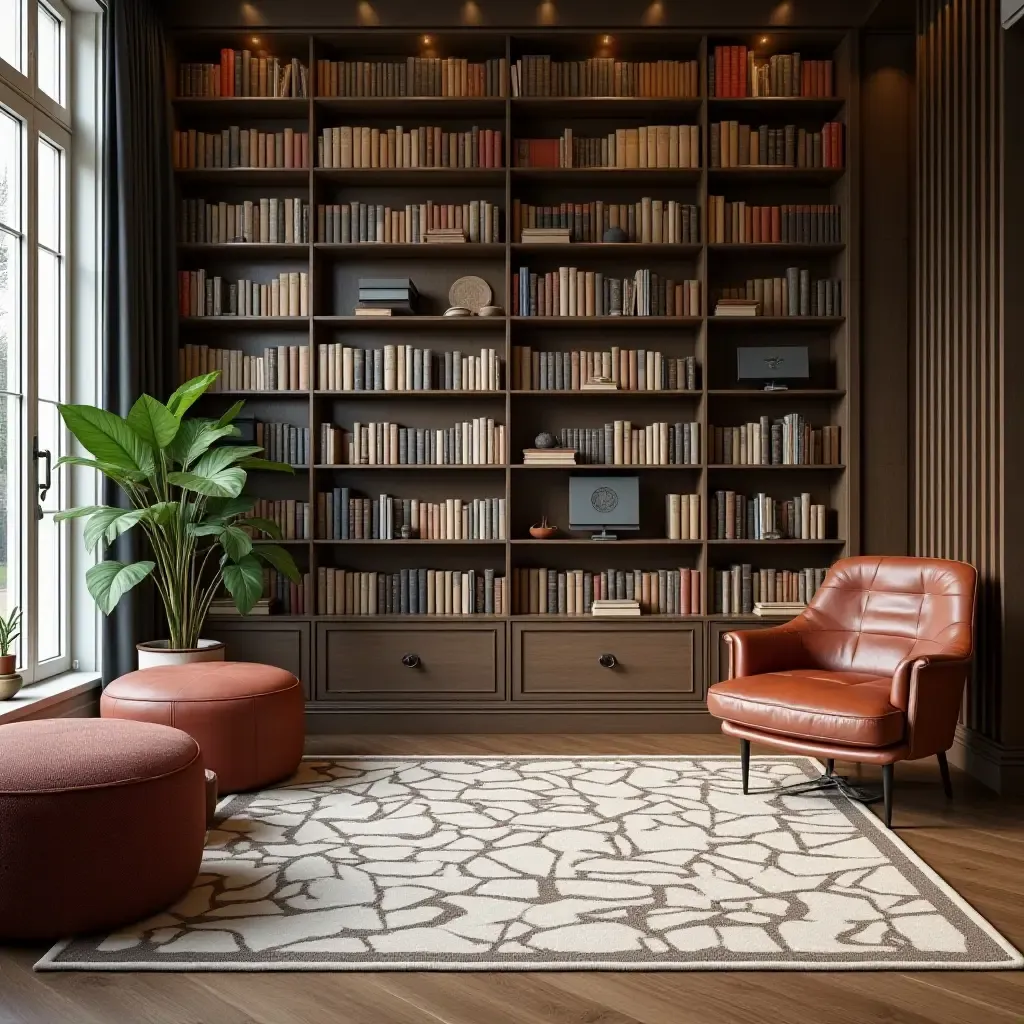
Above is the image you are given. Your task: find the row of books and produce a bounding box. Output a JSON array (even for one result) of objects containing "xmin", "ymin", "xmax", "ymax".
[
  {"xmin": 240, "ymin": 569, "xmax": 311, "ymax": 616},
  {"xmin": 709, "ymin": 48, "xmax": 833, "ymax": 98},
  {"xmin": 510, "ymin": 347, "xmax": 697, "ymax": 392},
  {"xmin": 256, "ymin": 421, "xmax": 310, "ymax": 467},
  {"xmin": 177, "ymin": 271, "xmax": 309, "ymax": 318},
  {"xmin": 513, "ymin": 126, "xmax": 700, "ymax": 169},
  {"xmin": 316, "ymin": 569, "xmax": 506, "ymax": 617},
  {"xmin": 317, "ymin": 344, "xmax": 503, "ymax": 393},
  {"xmin": 316, "ymin": 201, "xmax": 501, "ymax": 244},
  {"xmin": 514, "ymin": 268, "xmax": 700, "ymax": 318},
  {"xmin": 511, "ymin": 56, "xmax": 699, "ymax": 99},
  {"xmin": 248, "ymin": 498, "xmax": 312, "ymax": 540},
  {"xmin": 713, "ymin": 564, "xmax": 828, "ymax": 614},
  {"xmin": 315, "ymin": 58, "xmax": 508, "ymax": 98},
  {"xmin": 710, "ymin": 121, "xmax": 844, "ymax": 169},
  {"xmin": 512, "ymin": 199, "xmax": 699, "ymax": 245},
  {"xmin": 179, "ymin": 345, "xmax": 310, "ymax": 392},
  {"xmin": 710, "ymin": 418, "xmax": 842, "ymax": 466},
  {"xmin": 707, "ymin": 199, "xmax": 842, "ymax": 245},
  {"xmin": 339, "ymin": 419, "xmax": 507, "ymax": 467},
  {"xmin": 316, "ymin": 491, "xmax": 506, "ymax": 541},
  {"xmin": 511, "ymin": 567, "xmax": 702, "ymax": 616},
  {"xmin": 550, "ymin": 422, "xmax": 701, "ymax": 466},
  {"xmin": 171, "ymin": 128, "xmax": 310, "ymax": 170},
  {"xmin": 318, "ymin": 125, "xmax": 503, "ymax": 169},
  {"xmin": 716, "ymin": 272, "xmax": 842, "ymax": 317},
  {"xmin": 711, "ymin": 491, "xmax": 831, "ymax": 541},
  {"xmin": 177, "ymin": 54, "xmax": 308, "ymax": 97},
  {"xmin": 666, "ymin": 494, "xmax": 702, "ymax": 540},
  {"xmin": 178, "ymin": 198, "xmax": 309, "ymax": 245}
]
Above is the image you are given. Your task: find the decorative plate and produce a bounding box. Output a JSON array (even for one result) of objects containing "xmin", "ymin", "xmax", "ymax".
[{"xmin": 449, "ymin": 275, "xmax": 492, "ymax": 313}]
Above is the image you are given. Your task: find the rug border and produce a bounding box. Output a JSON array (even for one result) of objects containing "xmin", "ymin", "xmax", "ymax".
[{"xmin": 35, "ymin": 754, "xmax": 1024, "ymax": 973}]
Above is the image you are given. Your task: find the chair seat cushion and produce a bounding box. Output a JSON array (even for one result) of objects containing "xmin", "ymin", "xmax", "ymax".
[{"xmin": 707, "ymin": 669, "xmax": 905, "ymax": 748}]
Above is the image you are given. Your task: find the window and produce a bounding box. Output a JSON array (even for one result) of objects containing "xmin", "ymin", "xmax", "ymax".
[{"xmin": 0, "ymin": 0, "xmax": 99, "ymax": 683}]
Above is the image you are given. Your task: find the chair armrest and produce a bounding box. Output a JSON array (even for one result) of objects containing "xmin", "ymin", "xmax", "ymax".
[
  {"xmin": 890, "ymin": 654, "xmax": 972, "ymax": 758},
  {"xmin": 723, "ymin": 625, "xmax": 813, "ymax": 678}
]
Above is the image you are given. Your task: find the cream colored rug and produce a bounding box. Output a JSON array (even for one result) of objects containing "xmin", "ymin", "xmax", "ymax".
[{"xmin": 38, "ymin": 756, "xmax": 1022, "ymax": 971}]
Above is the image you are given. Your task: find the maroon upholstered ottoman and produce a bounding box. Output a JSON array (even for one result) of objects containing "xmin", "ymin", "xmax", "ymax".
[
  {"xmin": 102, "ymin": 662, "xmax": 304, "ymax": 793},
  {"xmin": 0, "ymin": 719, "xmax": 206, "ymax": 942}
]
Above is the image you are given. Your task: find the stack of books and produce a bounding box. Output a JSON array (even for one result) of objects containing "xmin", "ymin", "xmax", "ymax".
[
  {"xmin": 522, "ymin": 447, "xmax": 577, "ymax": 466},
  {"xmin": 209, "ymin": 597, "xmax": 272, "ymax": 617},
  {"xmin": 592, "ymin": 599, "xmax": 641, "ymax": 618},
  {"xmin": 753, "ymin": 601, "xmax": 807, "ymax": 617},
  {"xmin": 521, "ymin": 226, "xmax": 572, "ymax": 244},
  {"xmin": 356, "ymin": 278, "xmax": 418, "ymax": 316},
  {"xmin": 715, "ymin": 298, "xmax": 761, "ymax": 317},
  {"xmin": 424, "ymin": 229, "xmax": 466, "ymax": 244},
  {"xmin": 581, "ymin": 375, "xmax": 619, "ymax": 391}
]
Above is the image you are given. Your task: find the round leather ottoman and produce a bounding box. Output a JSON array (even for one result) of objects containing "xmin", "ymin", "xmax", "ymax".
[
  {"xmin": 0, "ymin": 719, "xmax": 205, "ymax": 942},
  {"xmin": 102, "ymin": 662, "xmax": 304, "ymax": 793}
]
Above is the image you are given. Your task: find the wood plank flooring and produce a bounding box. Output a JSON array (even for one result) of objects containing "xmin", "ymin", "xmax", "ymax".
[{"xmin": 2, "ymin": 734, "xmax": 1022, "ymax": 1024}]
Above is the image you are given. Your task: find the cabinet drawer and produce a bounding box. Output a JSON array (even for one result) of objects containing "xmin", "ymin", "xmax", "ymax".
[
  {"xmin": 203, "ymin": 620, "xmax": 311, "ymax": 698},
  {"xmin": 512, "ymin": 622, "xmax": 702, "ymax": 700},
  {"xmin": 316, "ymin": 623, "xmax": 504, "ymax": 701}
]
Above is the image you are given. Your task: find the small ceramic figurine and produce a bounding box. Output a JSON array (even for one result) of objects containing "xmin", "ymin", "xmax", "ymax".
[{"xmin": 534, "ymin": 432, "xmax": 557, "ymax": 449}]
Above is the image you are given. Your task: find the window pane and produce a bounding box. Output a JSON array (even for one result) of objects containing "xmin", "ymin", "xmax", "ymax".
[
  {"xmin": 0, "ymin": 229, "xmax": 21, "ymax": 395},
  {"xmin": 0, "ymin": 0, "xmax": 24, "ymax": 74},
  {"xmin": 36, "ymin": 512, "xmax": 63, "ymax": 662},
  {"xmin": 0, "ymin": 393, "xmax": 22, "ymax": 666},
  {"xmin": 36, "ymin": 250, "xmax": 60, "ymax": 400},
  {"xmin": 0, "ymin": 110, "xmax": 20, "ymax": 233},
  {"xmin": 37, "ymin": 138, "xmax": 60, "ymax": 253},
  {"xmin": 37, "ymin": 3, "xmax": 62, "ymax": 104}
]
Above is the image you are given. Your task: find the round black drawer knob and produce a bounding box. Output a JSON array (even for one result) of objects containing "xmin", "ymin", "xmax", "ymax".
[
  {"xmin": 401, "ymin": 653, "xmax": 421, "ymax": 668},
  {"xmin": 598, "ymin": 653, "xmax": 618, "ymax": 669}
]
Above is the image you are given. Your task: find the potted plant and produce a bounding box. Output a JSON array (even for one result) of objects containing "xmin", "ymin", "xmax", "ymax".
[
  {"xmin": 55, "ymin": 372, "xmax": 302, "ymax": 668},
  {"xmin": 0, "ymin": 606, "xmax": 22, "ymax": 699}
]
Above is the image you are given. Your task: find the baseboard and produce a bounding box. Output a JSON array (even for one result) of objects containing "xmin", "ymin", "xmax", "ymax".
[
  {"xmin": 949, "ymin": 724, "xmax": 1024, "ymax": 794},
  {"xmin": 305, "ymin": 708, "xmax": 718, "ymax": 734}
]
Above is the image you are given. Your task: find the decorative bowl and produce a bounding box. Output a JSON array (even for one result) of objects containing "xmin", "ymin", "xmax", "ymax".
[
  {"xmin": 443, "ymin": 306, "xmax": 472, "ymax": 317},
  {"xmin": 529, "ymin": 524, "xmax": 559, "ymax": 539},
  {"xmin": 478, "ymin": 305, "xmax": 504, "ymax": 317}
]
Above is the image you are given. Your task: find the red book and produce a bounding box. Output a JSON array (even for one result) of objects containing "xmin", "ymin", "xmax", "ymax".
[
  {"xmin": 715, "ymin": 46, "xmax": 725, "ymax": 97},
  {"xmin": 830, "ymin": 121, "xmax": 842, "ymax": 167},
  {"xmin": 178, "ymin": 271, "xmax": 189, "ymax": 316},
  {"xmin": 493, "ymin": 129, "xmax": 502, "ymax": 168},
  {"xmin": 770, "ymin": 206, "xmax": 780, "ymax": 242}
]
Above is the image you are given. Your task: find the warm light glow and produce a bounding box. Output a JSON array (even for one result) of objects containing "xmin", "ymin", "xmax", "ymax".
[
  {"xmin": 760, "ymin": 36, "xmax": 769, "ymax": 44},
  {"xmin": 422, "ymin": 35, "xmax": 432, "ymax": 45},
  {"xmin": 251, "ymin": 36, "xmax": 260, "ymax": 45},
  {"xmin": 602, "ymin": 35, "xmax": 611, "ymax": 44},
  {"xmin": 357, "ymin": 1, "xmax": 380, "ymax": 26},
  {"xmin": 769, "ymin": 1, "xmax": 794, "ymax": 25},
  {"xmin": 461, "ymin": 1, "xmax": 483, "ymax": 23},
  {"xmin": 641, "ymin": 2, "xmax": 665, "ymax": 26},
  {"xmin": 537, "ymin": 1, "xmax": 557, "ymax": 26}
]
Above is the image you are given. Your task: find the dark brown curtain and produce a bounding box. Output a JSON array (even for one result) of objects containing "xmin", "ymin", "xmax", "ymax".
[{"xmin": 102, "ymin": 0, "xmax": 177, "ymax": 681}]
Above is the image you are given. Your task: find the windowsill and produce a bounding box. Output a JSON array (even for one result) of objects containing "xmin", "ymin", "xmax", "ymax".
[{"xmin": 0, "ymin": 671, "xmax": 103, "ymax": 724}]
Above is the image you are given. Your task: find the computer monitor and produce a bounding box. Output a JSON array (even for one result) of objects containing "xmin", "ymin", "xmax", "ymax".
[
  {"xmin": 569, "ymin": 475, "xmax": 640, "ymax": 541},
  {"xmin": 737, "ymin": 346, "xmax": 810, "ymax": 391}
]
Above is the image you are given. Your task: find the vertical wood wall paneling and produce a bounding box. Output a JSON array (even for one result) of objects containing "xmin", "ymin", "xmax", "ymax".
[{"xmin": 914, "ymin": 0, "xmax": 1002, "ymax": 742}]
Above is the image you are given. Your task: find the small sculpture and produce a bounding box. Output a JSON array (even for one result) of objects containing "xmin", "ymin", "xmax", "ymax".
[
  {"xmin": 603, "ymin": 226, "xmax": 628, "ymax": 243},
  {"xmin": 400, "ymin": 524, "xmax": 415, "ymax": 539},
  {"xmin": 534, "ymin": 432, "xmax": 557, "ymax": 449}
]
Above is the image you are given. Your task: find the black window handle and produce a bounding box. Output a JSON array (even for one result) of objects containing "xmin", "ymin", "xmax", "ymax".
[{"xmin": 33, "ymin": 437, "xmax": 51, "ymax": 521}]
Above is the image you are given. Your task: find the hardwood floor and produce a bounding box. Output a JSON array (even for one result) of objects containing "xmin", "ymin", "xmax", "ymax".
[{"xmin": 2, "ymin": 734, "xmax": 1022, "ymax": 1024}]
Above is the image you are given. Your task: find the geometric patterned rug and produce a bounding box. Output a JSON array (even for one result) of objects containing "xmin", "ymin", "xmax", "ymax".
[{"xmin": 38, "ymin": 756, "xmax": 1022, "ymax": 971}]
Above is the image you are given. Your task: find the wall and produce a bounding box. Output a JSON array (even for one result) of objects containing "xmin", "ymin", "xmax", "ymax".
[{"xmin": 914, "ymin": 0, "xmax": 1024, "ymax": 791}]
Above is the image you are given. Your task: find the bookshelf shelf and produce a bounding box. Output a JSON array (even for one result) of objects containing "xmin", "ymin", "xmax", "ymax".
[{"xmin": 170, "ymin": 26, "xmax": 857, "ymax": 717}]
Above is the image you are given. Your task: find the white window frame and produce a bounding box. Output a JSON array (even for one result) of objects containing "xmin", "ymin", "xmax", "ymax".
[{"xmin": 0, "ymin": 0, "xmax": 104, "ymax": 685}]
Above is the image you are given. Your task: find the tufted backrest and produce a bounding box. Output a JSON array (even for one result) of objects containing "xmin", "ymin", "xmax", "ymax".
[{"xmin": 796, "ymin": 555, "xmax": 976, "ymax": 675}]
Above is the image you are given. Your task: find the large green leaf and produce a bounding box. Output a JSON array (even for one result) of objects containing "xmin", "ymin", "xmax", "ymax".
[
  {"xmin": 221, "ymin": 554, "xmax": 264, "ymax": 614},
  {"xmin": 83, "ymin": 508, "xmax": 149, "ymax": 552},
  {"xmin": 192, "ymin": 445, "xmax": 264, "ymax": 478},
  {"xmin": 187, "ymin": 522, "xmax": 226, "ymax": 538},
  {"xmin": 144, "ymin": 501, "xmax": 179, "ymax": 527},
  {"xmin": 253, "ymin": 543, "xmax": 302, "ymax": 583},
  {"xmin": 54, "ymin": 455, "xmax": 147, "ymax": 485},
  {"xmin": 217, "ymin": 400, "xmax": 247, "ymax": 427},
  {"xmin": 86, "ymin": 559, "xmax": 155, "ymax": 615},
  {"xmin": 168, "ymin": 420, "xmax": 239, "ymax": 469},
  {"xmin": 167, "ymin": 467, "xmax": 245, "ymax": 498},
  {"xmin": 166, "ymin": 372, "xmax": 219, "ymax": 419},
  {"xmin": 58, "ymin": 405, "xmax": 156, "ymax": 477},
  {"xmin": 220, "ymin": 525, "xmax": 253, "ymax": 562},
  {"xmin": 238, "ymin": 457, "xmax": 295, "ymax": 474},
  {"xmin": 53, "ymin": 504, "xmax": 105, "ymax": 523},
  {"xmin": 127, "ymin": 394, "xmax": 179, "ymax": 451},
  {"xmin": 238, "ymin": 516, "xmax": 282, "ymax": 539}
]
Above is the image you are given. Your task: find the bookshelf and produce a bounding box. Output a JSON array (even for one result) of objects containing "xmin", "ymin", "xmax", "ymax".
[{"xmin": 168, "ymin": 27, "xmax": 858, "ymax": 730}]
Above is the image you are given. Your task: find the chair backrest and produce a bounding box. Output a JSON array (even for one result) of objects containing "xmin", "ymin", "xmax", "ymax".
[{"xmin": 798, "ymin": 555, "xmax": 976, "ymax": 675}]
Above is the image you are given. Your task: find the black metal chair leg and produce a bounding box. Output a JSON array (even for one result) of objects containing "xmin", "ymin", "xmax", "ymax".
[
  {"xmin": 937, "ymin": 751, "xmax": 953, "ymax": 799},
  {"xmin": 825, "ymin": 758, "xmax": 835, "ymax": 777},
  {"xmin": 882, "ymin": 763, "xmax": 894, "ymax": 827},
  {"xmin": 740, "ymin": 738, "xmax": 750, "ymax": 794}
]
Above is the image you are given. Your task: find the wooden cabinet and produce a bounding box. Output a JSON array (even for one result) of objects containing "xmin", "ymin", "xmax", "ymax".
[
  {"xmin": 708, "ymin": 619, "xmax": 791, "ymax": 684},
  {"xmin": 202, "ymin": 619, "xmax": 312, "ymax": 698},
  {"xmin": 512, "ymin": 621, "xmax": 703, "ymax": 702},
  {"xmin": 316, "ymin": 622, "xmax": 505, "ymax": 701}
]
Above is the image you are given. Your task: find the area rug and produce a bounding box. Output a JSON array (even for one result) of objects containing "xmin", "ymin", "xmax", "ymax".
[{"xmin": 38, "ymin": 756, "xmax": 1022, "ymax": 971}]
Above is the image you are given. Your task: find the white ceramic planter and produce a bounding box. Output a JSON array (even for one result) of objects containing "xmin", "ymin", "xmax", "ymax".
[{"xmin": 136, "ymin": 638, "xmax": 226, "ymax": 670}]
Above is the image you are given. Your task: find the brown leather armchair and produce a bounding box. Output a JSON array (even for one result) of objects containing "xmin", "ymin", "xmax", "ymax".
[{"xmin": 707, "ymin": 555, "xmax": 977, "ymax": 827}]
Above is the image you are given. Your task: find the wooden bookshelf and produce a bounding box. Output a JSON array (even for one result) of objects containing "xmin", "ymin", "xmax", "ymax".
[{"xmin": 169, "ymin": 27, "xmax": 858, "ymax": 729}]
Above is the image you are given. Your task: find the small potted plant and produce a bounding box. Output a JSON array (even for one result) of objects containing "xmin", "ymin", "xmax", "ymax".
[
  {"xmin": 0, "ymin": 606, "xmax": 23, "ymax": 699},
  {"xmin": 56, "ymin": 372, "xmax": 302, "ymax": 668}
]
